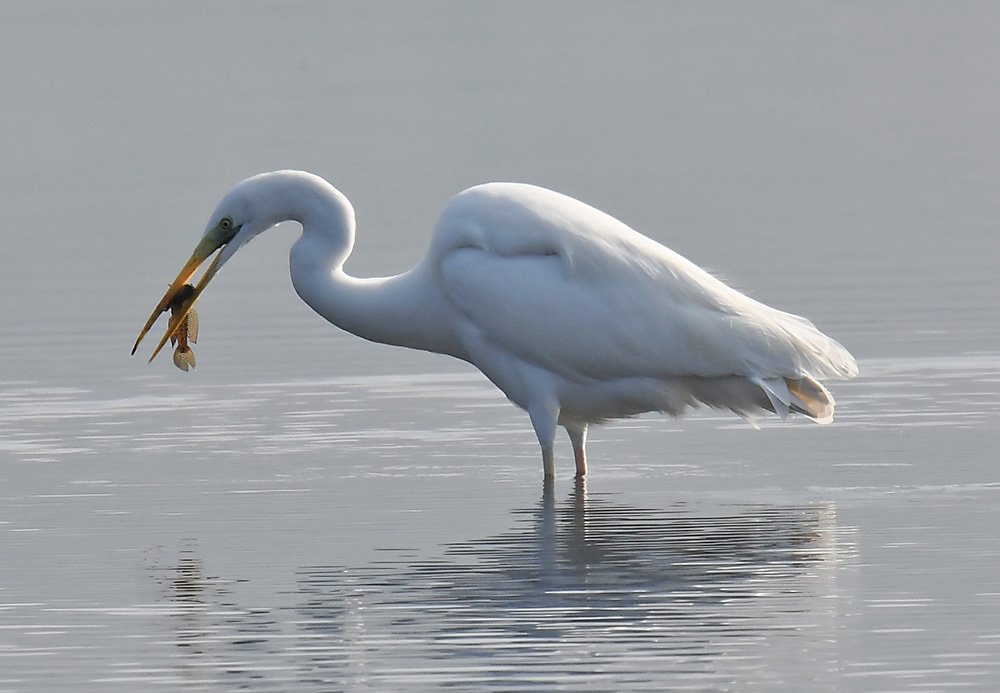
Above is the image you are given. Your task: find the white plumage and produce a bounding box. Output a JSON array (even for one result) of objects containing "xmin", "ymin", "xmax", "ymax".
[{"xmin": 134, "ymin": 170, "xmax": 858, "ymax": 479}]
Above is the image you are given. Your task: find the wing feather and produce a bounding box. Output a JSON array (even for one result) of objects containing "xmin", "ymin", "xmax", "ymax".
[{"xmin": 433, "ymin": 183, "xmax": 857, "ymax": 385}]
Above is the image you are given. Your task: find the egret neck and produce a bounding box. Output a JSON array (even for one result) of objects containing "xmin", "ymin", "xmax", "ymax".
[{"xmin": 287, "ymin": 198, "xmax": 460, "ymax": 358}]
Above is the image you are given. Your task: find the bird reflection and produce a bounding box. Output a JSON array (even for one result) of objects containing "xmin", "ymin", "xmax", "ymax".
[
  {"xmin": 294, "ymin": 485, "xmax": 848, "ymax": 688},
  {"xmin": 431, "ymin": 479, "xmax": 839, "ymax": 603},
  {"xmin": 154, "ymin": 491, "xmax": 851, "ymax": 689}
]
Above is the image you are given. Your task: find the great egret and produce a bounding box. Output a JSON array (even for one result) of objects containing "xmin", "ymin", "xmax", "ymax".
[{"xmin": 133, "ymin": 170, "xmax": 858, "ymax": 479}]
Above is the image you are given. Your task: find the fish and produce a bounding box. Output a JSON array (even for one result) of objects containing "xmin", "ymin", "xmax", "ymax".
[{"xmin": 169, "ymin": 284, "xmax": 199, "ymax": 371}]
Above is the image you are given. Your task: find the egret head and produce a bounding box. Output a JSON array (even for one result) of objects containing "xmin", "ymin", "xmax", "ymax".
[
  {"xmin": 130, "ymin": 176, "xmax": 269, "ymax": 361},
  {"xmin": 132, "ymin": 171, "xmax": 354, "ymax": 362}
]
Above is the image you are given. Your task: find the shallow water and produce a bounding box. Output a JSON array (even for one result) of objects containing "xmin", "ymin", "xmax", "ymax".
[
  {"xmin": 3, "ymin": 358, "xmax": 1000, "ymax": 690},
  {"xmin": 3, "ymin": 2, "xmax": 1000, "ymax": 691}
]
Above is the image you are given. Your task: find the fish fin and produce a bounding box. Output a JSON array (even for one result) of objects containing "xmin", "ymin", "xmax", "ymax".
[
  {"xmin": 187, "ymin": 309, "xmax": 198, "ymax": 343},
  {"xmin": 173, "ymin": 347, "xmax": 195, "ymax": 372}
]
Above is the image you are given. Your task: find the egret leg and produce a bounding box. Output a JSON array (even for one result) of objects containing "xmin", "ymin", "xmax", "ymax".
[
  {"xmin": 542, "ymin": 446, "xmax": 556, "ymax": 480},
  {"xmin": 529, "ymin": 403, "xmax": 559, "ymax": 480},
  {"xmin": 566, "ymin": 425, "xmax": 588, "ymax": 478},
  {"xmin": 573, "ymin": 447, "xmax": 587, "ymax": 478}
]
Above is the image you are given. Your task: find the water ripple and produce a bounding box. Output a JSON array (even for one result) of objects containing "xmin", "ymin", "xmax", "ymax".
[
  {"xmin": 143, "ymin": 487, "xmax": 852, "ymax": 691},
  {"xmin": 2, "ymin": 354, "xmax": 999, "ymax": 464}
]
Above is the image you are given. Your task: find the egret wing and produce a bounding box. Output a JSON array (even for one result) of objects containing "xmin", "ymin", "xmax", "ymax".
[
  {"xmin": 434, "ymin": 183, "xmax": 856, "ymax": 383},
  {"xmin": 439, "ymin": 248, "xmax": 777, "ymax": 382}
]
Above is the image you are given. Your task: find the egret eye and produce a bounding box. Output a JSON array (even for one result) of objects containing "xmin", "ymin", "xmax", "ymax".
[{"xmin": 219, "ymin": 217, "xmax": 233, "ymax": 230}]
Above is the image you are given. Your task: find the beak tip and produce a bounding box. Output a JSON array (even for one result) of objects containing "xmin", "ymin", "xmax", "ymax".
[{"xmin": 135, "ymin": 239, "xmax": 224, "ymax": 366}]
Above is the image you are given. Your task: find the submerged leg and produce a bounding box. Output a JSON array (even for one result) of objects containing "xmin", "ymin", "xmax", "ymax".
[{"xmin": 565, "ymin": 424, "xmax": 588, "ymax": 478}]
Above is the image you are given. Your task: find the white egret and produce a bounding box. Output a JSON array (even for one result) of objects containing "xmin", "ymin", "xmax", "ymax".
[{"xmin": 133, "ymin": 170, "xmax": 858, "ymax": 479}]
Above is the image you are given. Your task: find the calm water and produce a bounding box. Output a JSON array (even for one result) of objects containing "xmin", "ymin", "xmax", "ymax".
[{"xmin": 3, "ymin": 2, "xmax": 1000, "ymax": 691}]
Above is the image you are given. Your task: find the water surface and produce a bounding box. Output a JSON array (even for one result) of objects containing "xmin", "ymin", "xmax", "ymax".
[
  {"xmin": 2, "ymin": 2, "xmax": 1000, "ymax": 690},
  {"xmin": 3, "ymin": 358, "xmax": 1000, "ymax": 690}
]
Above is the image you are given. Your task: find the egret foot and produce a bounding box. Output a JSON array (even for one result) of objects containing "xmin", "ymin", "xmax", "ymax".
[
  {"xmin": 542, "ymin": 446, "xmax": 556, "ymax": 480},
  {"xmin": 567, "ymin": 425, "xmax": 588, "ymax": 478},
  {"xmin": 573, "ymin": 446, "xmax": 587, "ymax": 478}
]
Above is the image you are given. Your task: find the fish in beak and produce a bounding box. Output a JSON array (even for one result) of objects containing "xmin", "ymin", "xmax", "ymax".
[
  {"xmin": 131, "ymin": 218, "xmax": 239, "ymax": 363},
  {"xmin": 169, "ymin": 284, "xmax": 199, "ymax": 371}
]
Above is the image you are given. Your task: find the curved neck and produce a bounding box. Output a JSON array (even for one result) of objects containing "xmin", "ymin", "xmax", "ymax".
[{"xmin": 289, "ymin": 222, "xmax": 461, "ymax": 358}]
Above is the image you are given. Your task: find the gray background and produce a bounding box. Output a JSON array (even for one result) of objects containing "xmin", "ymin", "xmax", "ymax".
[{"xmin": 2, "ymin": 2, "xmax": 999, "ymax": 690}]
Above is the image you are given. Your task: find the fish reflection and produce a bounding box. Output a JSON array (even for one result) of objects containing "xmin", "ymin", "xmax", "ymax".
[
  {"xmin": 151, "ymin": 545, "xmax": 220, "ymax": 657},
  {"xmin": 153, "ymin": 544, "xmax": 276, "ymax": 664}
]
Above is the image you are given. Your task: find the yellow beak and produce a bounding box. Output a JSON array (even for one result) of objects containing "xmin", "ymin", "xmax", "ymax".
[{"xmin": 131, "ymin": 234, "xmax": 227, "ymax": 362}]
